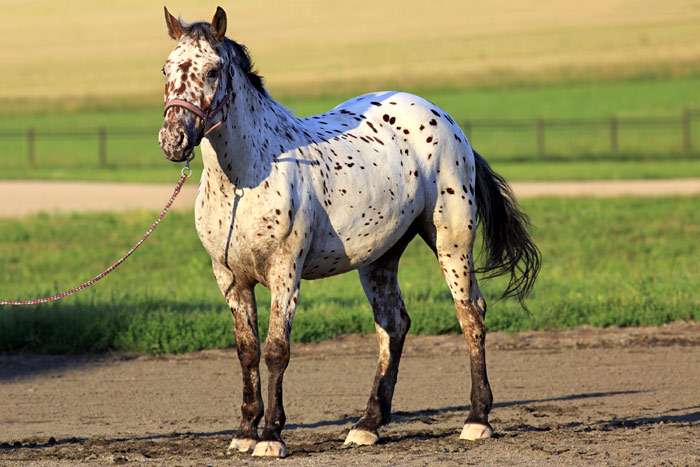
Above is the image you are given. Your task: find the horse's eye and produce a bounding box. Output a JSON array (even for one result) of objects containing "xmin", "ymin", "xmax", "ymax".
[{"xmin": 206, "ymin": 69, "xmax": 219, "ymax": 80}]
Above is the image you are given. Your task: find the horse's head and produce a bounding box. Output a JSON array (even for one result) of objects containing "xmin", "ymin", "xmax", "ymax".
[{"xmin": 159, "ymin": 6, "xmax": 231, "ymax": 162}]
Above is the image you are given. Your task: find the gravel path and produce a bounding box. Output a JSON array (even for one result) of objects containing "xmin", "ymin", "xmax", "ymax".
[{"xmin": 1, "ymin": 178, "xmax": 700, "ymax": 217}]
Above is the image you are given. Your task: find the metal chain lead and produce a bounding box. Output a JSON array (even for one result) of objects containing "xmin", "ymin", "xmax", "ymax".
[{"xmin": 0, "ymin": 165, "xmax": 191, "ymax": 307}]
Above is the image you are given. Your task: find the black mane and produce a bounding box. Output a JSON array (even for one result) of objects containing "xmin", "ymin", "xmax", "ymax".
[{"xmin": 184, "ymin": 22, "xmax": 267, "ymax": 96}]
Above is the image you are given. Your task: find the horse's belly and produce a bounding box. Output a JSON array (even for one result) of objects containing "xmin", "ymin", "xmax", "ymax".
[{"xmin": 302, "ymin": 196, "xmax": 419, "ymax": 279}]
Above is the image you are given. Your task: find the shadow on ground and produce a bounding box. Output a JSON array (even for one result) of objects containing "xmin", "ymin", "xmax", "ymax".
[{"xmin": 6, "ymin": 389, "xmax": 695, "ymax": 453}]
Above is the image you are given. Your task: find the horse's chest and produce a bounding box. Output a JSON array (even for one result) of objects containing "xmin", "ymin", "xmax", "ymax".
[{"xmin": 194, "ymin": 184, "xmax": 291, "ymax": 280}]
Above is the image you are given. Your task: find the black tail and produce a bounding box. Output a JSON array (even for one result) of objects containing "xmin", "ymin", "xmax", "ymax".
[{"xmin": 473, "ymin": 150, "xmax": 541, "ymax": 307}]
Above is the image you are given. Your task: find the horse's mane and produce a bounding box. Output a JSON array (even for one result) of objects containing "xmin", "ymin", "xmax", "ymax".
[{"xmin": 184, "ymin": 22, "xmax": 267, "ymax": 96}]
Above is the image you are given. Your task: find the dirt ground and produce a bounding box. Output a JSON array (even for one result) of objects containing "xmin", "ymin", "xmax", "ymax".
[
  {"xmin": 2, "ymin": 178, "xmax": 700, "ymax": 217},
  {"xmin": 1, "ymin": 323, "xmax": 699, "ymax": 466}
]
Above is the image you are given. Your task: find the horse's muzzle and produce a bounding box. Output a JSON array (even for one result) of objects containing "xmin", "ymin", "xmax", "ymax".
[{"xmin": 159, "ymin": 123, "xmax": 195, "ymax": 162}]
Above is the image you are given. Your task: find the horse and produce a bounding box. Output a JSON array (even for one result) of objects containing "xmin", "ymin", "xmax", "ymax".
[{"xmin": 158, "ymin": 6, "xmax": 540, "ymax": 458}]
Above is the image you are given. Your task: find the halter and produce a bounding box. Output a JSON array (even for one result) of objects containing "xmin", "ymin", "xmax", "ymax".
[
  {"xmin": 163, "ymin": 92, "xmax": 230, "ymax": 140},
  {"xmin": 163, "ymin": 63, "xmax": 234, "ymax": 147}
]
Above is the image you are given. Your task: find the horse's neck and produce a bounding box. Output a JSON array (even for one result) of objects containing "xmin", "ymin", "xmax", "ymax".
[{"xmin": 203, "ymin": 78, "xmax": 300, "ymax": 189}]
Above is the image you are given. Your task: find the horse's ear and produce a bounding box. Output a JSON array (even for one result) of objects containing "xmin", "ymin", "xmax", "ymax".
[
  {"xmin": 164, "ymin": 6, "xmax": 184, "ymax": 40},
  {"xmin": 211, "ymin": 6, "xmax": 227, "ymax": 41}
]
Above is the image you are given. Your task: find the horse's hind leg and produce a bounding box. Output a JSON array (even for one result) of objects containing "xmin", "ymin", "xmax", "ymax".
[
  {"xmin": 450, "ymin": 257, "xmax": 493, "ymax": 440},
  {"xmin": 425, "ymin": 194, "xmax": 494, "ymax": 440},
  {"xmin": 344, "ymin": 242, "xmax": 411, "ymax": 446}
]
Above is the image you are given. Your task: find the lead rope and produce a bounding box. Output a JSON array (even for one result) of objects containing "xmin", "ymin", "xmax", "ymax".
[{"xmin": 0, "ymin": 163, "xmax": 192, "ymax": 307}]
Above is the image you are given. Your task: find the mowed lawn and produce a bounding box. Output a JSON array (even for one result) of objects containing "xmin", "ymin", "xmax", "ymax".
[
  {"xmin": 3, "ymin": 76, "xmax": 700, "ymax": 183},
  {"xmin": 1, "ymin": 197, "xmax": 698, "ymax": 353}
]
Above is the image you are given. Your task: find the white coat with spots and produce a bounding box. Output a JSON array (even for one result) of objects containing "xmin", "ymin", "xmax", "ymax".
[{"xmin": 158, "ymin": 7, "xmax": 540, "ymax": 458}]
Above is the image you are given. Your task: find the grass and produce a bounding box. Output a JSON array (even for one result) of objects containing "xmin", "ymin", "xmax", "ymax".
[
  {"xmin": 2, "ymin": 76, "xmax": 700, "ymax": 183},
  {"xmin": 1, "ymin": 197, "xmax": 698, "ymax": 353},
  {"xmin": 3, "ymin": 0, "xmax": 700, "ymax": 101}
]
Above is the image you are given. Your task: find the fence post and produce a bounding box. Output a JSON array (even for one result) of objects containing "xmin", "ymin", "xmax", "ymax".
[
  {"xmin": 609, "ymin": 117, "xmax": 619, "ymax": 153},
  {"xmin": 98, "ymin": 127, "xmax": 107, "ymax": 166},
  {"xmin": 27, "ymin": 128, "xmax": 36, "ymax": 167},
  {"xmin": 536, "ymin": 118, "xmax": 545, "ymax": 156},
  {"xmin": 682, "ymin": 109, "xmax": 692, "ymax": 153}
]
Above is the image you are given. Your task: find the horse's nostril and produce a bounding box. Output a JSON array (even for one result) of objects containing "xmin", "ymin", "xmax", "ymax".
[{"xmin": 176, "ymin": 131, "xmax": 185, "ymax": 146}]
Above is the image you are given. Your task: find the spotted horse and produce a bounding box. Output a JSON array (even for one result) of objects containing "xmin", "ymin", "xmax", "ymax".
[{"xmin": 159, "ymin": 6, "xmax": 541, "ymax": 458}]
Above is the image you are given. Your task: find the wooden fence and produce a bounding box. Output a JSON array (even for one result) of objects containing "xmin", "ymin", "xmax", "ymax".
[
  {"xmin": 2, "ymin": 109, "xmax": 698, "ymax": 168},
  {"xmin": 460, "ymin": 109, "xmax": 697, "ymax": 157}
]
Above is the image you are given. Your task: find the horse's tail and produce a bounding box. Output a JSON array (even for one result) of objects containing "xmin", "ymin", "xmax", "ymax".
[{"xmin": 473, "ymin": 150, "xmax": 541, "ymax": 308}]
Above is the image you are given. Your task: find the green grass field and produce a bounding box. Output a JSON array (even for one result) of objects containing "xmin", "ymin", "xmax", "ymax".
[
  {"xmin": 2, "ymin": 76, "xmax": 700, "ymax": 183},
  {"xmin": 1, "ymin": 197, "xmax": 698, "ymax": 353}
]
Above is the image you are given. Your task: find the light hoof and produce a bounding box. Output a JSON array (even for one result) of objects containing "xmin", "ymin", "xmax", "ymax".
[
  {"xmin": 344, "ymin": 429, "xmax": 379, "ymax": 446},
  {"xmin": 226, "ymin": 437, "xmax": 257, "ymax": 454},
  {"xmin": 460, "ymin": 423, "xmax": 493, "ymax": 440},
  {"xmin": 252, "ymin": 440, "xmax": 288, "ymax": 458}
]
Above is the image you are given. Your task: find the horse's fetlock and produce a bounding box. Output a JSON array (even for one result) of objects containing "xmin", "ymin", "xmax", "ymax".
[{"xmin": 241, "ymin": 399, "xmax": 263, "ymax": 420}]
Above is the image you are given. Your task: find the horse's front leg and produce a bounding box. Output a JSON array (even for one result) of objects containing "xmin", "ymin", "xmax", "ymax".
[
  {"xmin": 252, "ymin": 254, "xmax": 303, "ymax": 458},
  {"xmin": 211, "ymin": 264, "xmax": 263, "ymax": 455}
]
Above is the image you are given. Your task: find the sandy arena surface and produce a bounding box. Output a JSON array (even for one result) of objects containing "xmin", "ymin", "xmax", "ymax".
[
  {"xmin": 1, "ymin": 322, "xmax": 698, "ymax": 465},
  {"xmin": 2, "ymin": 178, "xmax": 700, "ymax": 217}
]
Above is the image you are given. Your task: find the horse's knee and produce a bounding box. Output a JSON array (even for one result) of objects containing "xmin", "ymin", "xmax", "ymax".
[
  {"xmin": 236, "ymin": 338, "xmax": 260, "ymax": 369},
  {"xmin": 263, "ymin": 337, "xmax": 290, "ymax": 371}
]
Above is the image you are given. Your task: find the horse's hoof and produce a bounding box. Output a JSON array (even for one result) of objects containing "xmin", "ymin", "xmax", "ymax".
[
  {"xmin": 252, "ymin": 440, "xmax": 288, "ymax": 458},
  {"xmin": 344, "ymin": 429, "xmax": 379, "ymax": 446},
  {"xmin": 460, "ymin": 423, "xmax": 493, "ymax": 440},
  {"xmin": 226, "ymin": 437, "xmax": 257, "ymax": 454}
]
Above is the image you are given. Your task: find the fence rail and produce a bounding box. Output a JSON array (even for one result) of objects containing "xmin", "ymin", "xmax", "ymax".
[
  {"xmin": 460, "ymin": 110, "xmax": 698, "ymax": 156},
  {"xmin": 0, "ymin": 109, "xmax": 698, "ymax": 169}
]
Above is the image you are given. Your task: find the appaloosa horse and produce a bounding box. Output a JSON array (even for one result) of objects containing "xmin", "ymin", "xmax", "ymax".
[{"xmin": 159, "ymin": 7, "xmax": 540, "ymax": 458}]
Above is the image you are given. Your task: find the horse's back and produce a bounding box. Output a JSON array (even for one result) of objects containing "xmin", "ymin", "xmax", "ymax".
[
  {"xmin": 327, "ymin": 90, "xmax": 476, "ymax": 216},
  {"xmin": 299, "ymin": 91, "xmax": 476, "ymax": 278},
  {"xmin": 329, "ymin": 90, "xmax": 474, "ymax": 170}
]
